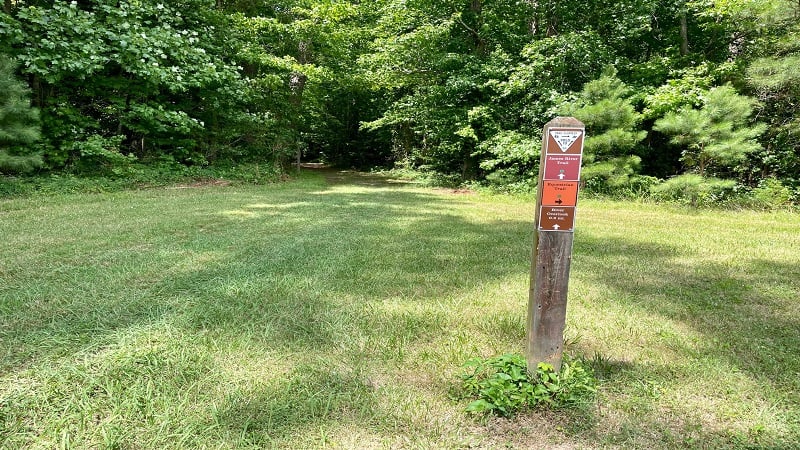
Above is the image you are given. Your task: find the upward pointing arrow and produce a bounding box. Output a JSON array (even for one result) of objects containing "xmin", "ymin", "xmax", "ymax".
[
  {"xmin": 558, "ymin": 173, "xmax": 565, "ymax": 179},
  {"xmin": 552, "ymin": 224, "xmax": 560, "ymax": 230}
]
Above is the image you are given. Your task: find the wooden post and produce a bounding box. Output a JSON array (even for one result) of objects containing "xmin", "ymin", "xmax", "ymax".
[
  {"xmin": 296, "ymin": 148, "xmax": 302, "ymax": 172},
  {"xmin": 526, "ymin": 117, "xmax": 585, "ymax": 373}
]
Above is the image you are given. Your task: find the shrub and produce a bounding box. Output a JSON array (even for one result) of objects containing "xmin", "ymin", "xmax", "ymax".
[
  {"xmin": 650, "ymin": 174, "xmax": 737, "ymax": 206},
  {"xmin": 69, "ymin": 135, "xmax": 135, "ymax": 175},
  {"xmin": 0, "ymin": 54, "xmax": 43, "ymax": 174},
  {"xmin": 745, "ymin": 177, "xmax": 794, "ymax": 209},
  {"xmin": 477, "ymin": 131, "xmax": 540, "ymax": 185}
]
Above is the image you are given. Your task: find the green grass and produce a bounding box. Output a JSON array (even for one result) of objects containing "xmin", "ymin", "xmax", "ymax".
[{"xmin": 1, "ymin": 170, "xmax": 798, "ymax": 449}]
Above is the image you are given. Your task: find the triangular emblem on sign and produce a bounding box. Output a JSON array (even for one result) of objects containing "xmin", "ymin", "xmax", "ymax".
[{"xmin": 550, "ymin": 130, "xmax": 582, "ymax": 152}]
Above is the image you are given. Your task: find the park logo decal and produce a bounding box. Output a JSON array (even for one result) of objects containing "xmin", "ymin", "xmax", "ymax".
[{"xmin": 550, "ymin": 130, "xmax": 583, "ymax": 152}]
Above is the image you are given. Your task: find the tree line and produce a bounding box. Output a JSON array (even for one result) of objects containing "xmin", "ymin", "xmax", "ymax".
[{"xmin": 1, "ymin": 0, "xmax": 798, "ymax": 205}]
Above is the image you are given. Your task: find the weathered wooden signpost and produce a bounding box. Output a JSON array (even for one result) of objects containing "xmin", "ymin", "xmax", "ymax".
[{"xmin": 526, "ymin": 117, "xmax": 585, "ymax": 373}]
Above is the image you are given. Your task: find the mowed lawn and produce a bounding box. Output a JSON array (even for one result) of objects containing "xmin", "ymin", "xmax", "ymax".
[{"xmin": 1, "ymin": 171, "xmax": 798, "ymax": 449}]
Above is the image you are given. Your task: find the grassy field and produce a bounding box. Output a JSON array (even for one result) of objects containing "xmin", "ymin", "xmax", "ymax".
[{"xmin": 1, "ymin": 170, "xmax": 798, "ymax": 449}]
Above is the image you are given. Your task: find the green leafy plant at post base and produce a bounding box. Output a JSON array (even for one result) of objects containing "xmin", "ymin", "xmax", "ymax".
[{"xmin": 455, "ymin": 353, "xmax": 597, "ymax": 418}]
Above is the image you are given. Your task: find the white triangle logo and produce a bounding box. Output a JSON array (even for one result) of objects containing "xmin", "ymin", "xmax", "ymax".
[{"xmin": 550, "ymin": 130, "xmax": 582, "ymax": 152}]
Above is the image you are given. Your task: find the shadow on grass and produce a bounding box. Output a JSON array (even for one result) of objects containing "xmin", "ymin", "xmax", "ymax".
[
  {"xmin": 571, "ymin": 233, "xmax": 800, "ymax": 446},
  {"xmin": 2, "ymin": 177, "xmax": 489, "ymax": 366},
  {"xmin": 6, "ymin": 171, "xmax": 796, "ymax": 446},
  {"xmin": 0, "ymin": 172, "xmax": 533, "ymax": 443},
  {"xmin": 214, "ymin": 365, "xmax": 377, "ymax": 446},
  {"xmin": 159, "ymin": 183, "xmax": 533, "ymax": 441},
  {"xmin": 575, "ymin": 234, "xmax": 800, "ymax": 384},
  {"xmin": 171, "ymin": 186, "xmax": 530, "ymax": 344}
]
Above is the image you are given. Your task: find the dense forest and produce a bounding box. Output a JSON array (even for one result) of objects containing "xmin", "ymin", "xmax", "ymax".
[{"xmin": 1, "ymin": 0, "xmax": 798, "ymax": 205}]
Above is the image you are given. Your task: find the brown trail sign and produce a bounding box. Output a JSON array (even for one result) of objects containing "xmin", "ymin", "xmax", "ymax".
[{"xmin": 526, "ymin": 117, "xmax": 585, "ymax": 373}]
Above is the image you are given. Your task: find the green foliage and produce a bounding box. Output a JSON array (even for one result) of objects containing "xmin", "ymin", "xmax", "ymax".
[
  {"xmin": 559, "ymin": 71, "xmax": 648, "ymax": 195},
  {"xmin": 565, "ymin": 72, "xmax": 645, "ymax": 159},
  {"xmin": 0, "ymin": 0, "xmax": 796, "ymax": 203},
  {"xmin": 508, "ymin": 32, "xmax": 615, "ymax": 98},
  {"xmin": 477, "ymin": 130, "xmax": 540, "ymax": 185},
  {"xmin": 504, "ymin": 32, "xmax": 614, "ymax": 132},
  {"xmin": 745, "ymin": 37, "xmax": 800, "ymax": 187},
  {"xmin": 747, "ymin": 55, "xmax": 800, "ymax": 92},
  {"xmin": 3, "ymin": 0, "xmax": 245, "ymax": 170},
  {"xmin": 650, "ymin": 173, "xmax": 737, "ymax": 206},
  {"xmin": 0, "ymin": 150, "xmax": 42, "ymax": 175},
  {"xmin": 13, "ymin": 1, "xmax": 230, "ymax": 88},
  {"xmin": 69, "ymin": 134, "xmax": 134, "ymax": 175},
  {"xmin": 641, "ymin": 65, "xmax": 715, "ymax": 121},
  {"xmin": 0, "ymin": 55, "xmax": 42, "ymax": 173},
  {"xmin": 0, "ymin": 162, "xmax": 280, "ymax": 198},
  {"xmin": 746, "ymin": 177, "xmax": 795, "ymax": 209},
  {"xmin": 581, "ymin": 156, "xmax": 662, "ymax": 198},
  {"xmin": 456, "ymin": 354, "xmax": 596, "ymax": 418},
  {"xmin": 654, "ymin": 85, "xmax": 766, "ymax": 177}
]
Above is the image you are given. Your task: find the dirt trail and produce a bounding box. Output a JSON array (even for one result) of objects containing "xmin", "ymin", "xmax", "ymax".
[
  {"xmin": 299, "ymin": 164, "xmax": 475, "ymax": 195},
  {"xmin": 299, "ymin": 163, "xmax": 408, "ymax": 187}
]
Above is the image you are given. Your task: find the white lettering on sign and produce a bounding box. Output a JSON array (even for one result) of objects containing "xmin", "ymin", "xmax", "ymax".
[{"xmin": 550, "ymin": 130, "xmax": 583, "ymax": 152}]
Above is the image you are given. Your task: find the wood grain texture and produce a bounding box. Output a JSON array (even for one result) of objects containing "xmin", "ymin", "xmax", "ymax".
[{"xmin": 526, "ymin": 117, "xmax": 583, "ymax": 373}]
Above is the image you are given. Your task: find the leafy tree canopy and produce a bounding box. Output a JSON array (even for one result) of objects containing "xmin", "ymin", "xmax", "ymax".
[{"xmin": 0, "ymin": 0, "xmax": 797, "ymax": 203}]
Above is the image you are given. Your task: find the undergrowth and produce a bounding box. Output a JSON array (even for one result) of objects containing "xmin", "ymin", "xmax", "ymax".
[{"xmin": 0, "ymin": 162, "xmax": 283, "ymax": 198}]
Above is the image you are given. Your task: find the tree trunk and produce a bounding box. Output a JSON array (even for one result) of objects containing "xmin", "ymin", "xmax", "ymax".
[
  {"xmin": 461, "ymin": 154, "xmax": 477, "ymax": 180},
  {"xmin": 526, "ymin": 1, "xmax": 557, "ymax": 37},
  {"xmin": 471, "ymin": 0, "xmax": 482, "ymax": 15},
  {"xmin": 698, "ymin": 147, "xmax": 706, "ymax": 177},
  {"xmin": 680, "ymin": 11, "xmax": 689, "ymax": 56},
  {"xmin": 454, "ymin": 1, "xmax": 487, "ymax": 55},
  {"xmin": 30, "ymin": 74, "xmax": 44, "ymax": 109},
  {"xmin": 527, "ymin": 0, "xmax": 538, "ymax": 35},
  {"xmin": 545, "ymin": 0, "xmax": 558, "ymax": 37},
  {"xmin": 470, "ymin": 0, "xmax": 486, "ymax": 54},
  {"xmin": 4, "ymin": 0, "xmax": 11, "ymax": 14},
  {"xmin": 288, "ymin": 39, "xmax": 311, "ymax": 170}
]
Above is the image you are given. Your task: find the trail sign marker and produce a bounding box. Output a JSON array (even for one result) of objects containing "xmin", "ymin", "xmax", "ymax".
[
  {"xmin": 544, "ymin": 155, "xmax": 582, "ymax": 181},
  {"xmin": 549, "ymin": 130, "xmax": 583, "ymax": 153},
  {"xmin": 538, "ymin": 205, "xmax": 576, "ymax": 231},
  {"xmin": 541, "ymin": 181, "xmax": 579, "ymax": 208},
  {"xmin": 527, "ymin": 117, "xmax": 585, "ymax": 373}
]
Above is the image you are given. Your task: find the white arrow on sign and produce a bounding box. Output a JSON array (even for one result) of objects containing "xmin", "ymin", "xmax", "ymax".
[
  {"xmin": 558, "ymin": 173, "xmax": 565, "ymax": 179},
  {"xmin": 550, "ymin": 130, "xmax": 583, "ymax": 152},
  {"xmin": 552, "ymin": 224, "xmax": 560, "ymax": 230}
]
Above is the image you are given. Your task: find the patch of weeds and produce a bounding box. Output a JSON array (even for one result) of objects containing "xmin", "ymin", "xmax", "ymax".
[
  {"xmin": 454, "ymin": 353, "xmax": 597, "ymax": 418},
  {"xmin": 737, "ymin": 177, "xmax": 795, "ymax": 210}
]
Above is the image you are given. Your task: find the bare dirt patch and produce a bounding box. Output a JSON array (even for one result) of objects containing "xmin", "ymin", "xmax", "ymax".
[
  {"xmin": 169, "ymin": 179, "xmax": 233, "ymax": 189},
  {"xmin": 303, "ymin": 166, "xmax": 412, "ymax": 187},
  {"xmin": 470, "ymin": 411, "xmax": 604, "ymax": 449},
  {"xmin": 433, "ymin": 187, "xmax": 475, "ymax": 195}
]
